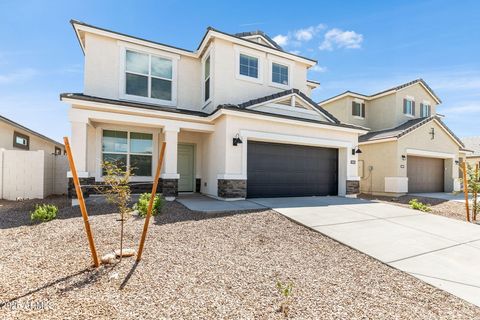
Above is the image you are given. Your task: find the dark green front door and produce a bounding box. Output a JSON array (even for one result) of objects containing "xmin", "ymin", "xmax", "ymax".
[{"xmin": 178, "ymin": 144, "xmax": 195, "ymax": 192}]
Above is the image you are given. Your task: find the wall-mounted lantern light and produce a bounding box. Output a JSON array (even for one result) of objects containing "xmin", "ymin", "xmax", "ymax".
[
  {"xmin": 351, "ymin": 147, "xmax": 362, "ymax": 155},
  {"xmin": 233, "ymin": 133, "xmax": 243, "ymax": 146},
  {"xmin": 401, "ymin": 155, "xmax": 406, "ymax": 161},
  {"xmin": 455, "ymin": 160, "xmax": 459, "ymax": 165}
]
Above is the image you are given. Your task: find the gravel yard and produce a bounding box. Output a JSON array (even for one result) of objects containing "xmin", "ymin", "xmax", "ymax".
[
  {"xmin": 1, "ymin": 196, "xmax": 479, "ymax": 319},
  {"xmin": 358, "ymin": 193, "xmax": 475, "ymax": 222}
]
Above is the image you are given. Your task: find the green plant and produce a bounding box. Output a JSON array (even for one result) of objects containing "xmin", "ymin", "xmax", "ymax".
[
  {"xmin": 95, "ymin": 161, "xmax": 132, "ymax": 261},
  {"xmin": 409, "ymin": 199, "xmax": 431, "ymax": 212},
  {"xmin": 461, "ymin": 162, "xmax": 480, "ymax": 221},
  {"xmin": 276, "ymin": 280, "xmax": 294, "ymax": 317},
  {"xmin": 134, "ymin": 192, "xmax": 164, "ymax": 217},
  {"xmin": 30, "ymin": 204, "xmax": 58, "ymax": 222}
]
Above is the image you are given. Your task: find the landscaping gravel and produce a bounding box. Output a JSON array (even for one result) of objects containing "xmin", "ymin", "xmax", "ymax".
[{"xmin": 1, "ymin": 196, "xmax": 479, "ymax": 319}]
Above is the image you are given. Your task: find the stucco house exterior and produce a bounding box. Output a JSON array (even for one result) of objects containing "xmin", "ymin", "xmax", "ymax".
[
  {"xmin": 462, "ymin": 136, "xmax": 480, "ymax": 167},
  {"xmin": 61, "ymin": 20, "xmax": 367, "ymax": 201},
  {"xmin": 320, "ymin": 79, "xmax": 468, "ymax": 196},
  {"xmin": 0, "ymin": 115, "xmax": 67, "ymax": 200}
]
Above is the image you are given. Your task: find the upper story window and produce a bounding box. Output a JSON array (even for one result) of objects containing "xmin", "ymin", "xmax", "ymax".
[
  {"xmin": 272, "ymin": 62, "xmax": 289, "ymax": 86},
  {"xmin": 204, "ymin": 55, "xmax": 211, "ymax": 102},
  {"xmin": 352, "ymin": 101, "xmax": 365, "ymax": 118},
  {"xmin": 13, "ymin": 131, "xmax": 29, "ymax": 150},
  {"xmin": 403, "ymin": 98, "xmax": 415, "ymax": 116},
  {"xmin": 102, "ymin": 129, "xmax": 153, "ymax": 177},
  {"xmin": 239, "ymin": 54, "xmax": 259, "ymax": 78},
  {"xmin": 420, "ymin": 103, "xmax": 431, "ymax": 117},
  {"xmin": 123, "ymin": 49, "xmax": 174, "ymax": 104}
]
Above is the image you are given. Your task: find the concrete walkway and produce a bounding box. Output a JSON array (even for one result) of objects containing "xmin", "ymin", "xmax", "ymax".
[
  {"xmin": 251, "ymin": 196, "xmax": 480, "ymax": 307},
  {"xmin": 410, "ymin": 192, "xmax": 477, "ymax": 203},
  {"xmin": 176, "ymin": 194, "xmax": 266, "ymax": 213}
]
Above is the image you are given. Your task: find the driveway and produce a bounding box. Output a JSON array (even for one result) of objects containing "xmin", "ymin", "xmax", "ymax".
[
  {"xmin": 409, "ymin": 192, "xmax": 478, "ymax": 203},
  {"xmin": 251, "ymin": 196, "xmax": 480, "ymax": 307}
]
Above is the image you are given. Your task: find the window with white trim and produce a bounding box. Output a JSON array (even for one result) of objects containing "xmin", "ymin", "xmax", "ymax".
[
  {"xmin": 102, "ymin": 130, "xmax": 153, "ymax": 177},
  {"xmin": 125, "ymin": 50, "xmax": 173, "ymax": 102},
  {"xmin": 239, "ymin": 54, "xmax": 258, "ymax": 78},
  {"xmin": 403, "ymin": 98, "xmax": 415, "ymax": 116},
  {"xmin": 352, "ymin": 101, "xmax": 365, "ymax": 118},
  {"xmin": 420, "ymin": 103, "xmax": 431, "ymax": 117},
  {"xmin": 204, "ymin": 55, "xmax": 211, "ymax": 102},
  {"xmin": 272, "ymin": 62, "xmax": 289, "ymax": 85}
]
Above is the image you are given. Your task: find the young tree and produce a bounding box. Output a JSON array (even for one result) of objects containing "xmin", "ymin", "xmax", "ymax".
[
  {"xmin": 96, "ymin": 161, "xmax": 132, "ymax": 261},
  {"xmin": 461, "ymin": 163, "xmax": 480, "ymax": 222}
]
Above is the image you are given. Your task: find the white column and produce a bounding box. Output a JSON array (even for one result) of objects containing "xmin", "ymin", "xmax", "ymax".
[
  {"xmin": 162, "ymin": 126, "xmax": 179, "ymax": 179},
  {"xmin": 69, "ymin": 121, "xmax": 89, "ymax": 177}
]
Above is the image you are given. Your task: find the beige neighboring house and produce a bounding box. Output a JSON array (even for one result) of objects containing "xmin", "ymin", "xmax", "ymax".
[
  {"xmin": 0, "ymin": 115, "xmax": 67, "ymax": 200},
  {"xmin": 462, "ymin": 136, "xmax": 480, "ymax": 167},
  {"xmin": 61, "ymin": 20, "xmax": 368, "ymax": 202},
  {"xmin": 320, "ymin": 79, "xmax": 467, "ymax": 196}
]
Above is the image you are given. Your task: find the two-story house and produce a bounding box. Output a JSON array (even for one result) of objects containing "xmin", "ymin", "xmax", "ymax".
[
  {"xmin": 61, "ymin": 20, "xmax": 367, "ymax": 201},
  {"xmin": 320, "ymin": 79, "xmax": 469, "ymax": 196}
]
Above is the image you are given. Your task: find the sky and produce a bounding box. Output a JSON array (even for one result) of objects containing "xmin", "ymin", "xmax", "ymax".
[{"xmin": 0, "ymin": 0, "xmax": 479, "ymax": 143}]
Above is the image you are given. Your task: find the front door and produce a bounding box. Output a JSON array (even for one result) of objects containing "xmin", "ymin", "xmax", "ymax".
[{"xmin": 178, "ymin": 144, "xmax": 195, "ymax": 192}]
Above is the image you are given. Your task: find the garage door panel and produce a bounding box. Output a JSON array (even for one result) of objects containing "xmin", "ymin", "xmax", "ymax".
[
  {"xmin": 247, "ymin": 141, "xmax": 338, "ymax": 198},
  {"xmin": 407, "ymin": 156, "xmax": 444, "ymax": 193}
]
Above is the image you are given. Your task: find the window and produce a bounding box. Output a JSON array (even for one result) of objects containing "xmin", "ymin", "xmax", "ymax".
[
  {"xmin": 125, "ymin": 50, "xmax": 173, "ymax": 102},
  {"xmin": 420, "ymin": 103, "xmax": 431, "ymax": 117},
  {"xmin": 272, "ymin": 62, "xmax": 289, "ymax": 85},
  {"xmin": 204, "ymin": 55, "xmax": 211, "ymax": 102},
  {"xmin": 403, "ymin": 98, "xmax": 415, "ymax": 116},
  {"xmin": 13, "ymin": 131, "xmax": 29, "ymax": 150},
  {"xmin": 102, "ymin": 130, "xmax": 153, "ymax": 176},
  {"xmin": 239, "ymin": 54, "xmax": 258, "ymax": 78},
  {"xmin": 352, "ymin": 101, "xmax": 365, "ymax": 118},
  {"xmin": 55, "ymin": 147, "xmax": 62, "ymax": 155}
]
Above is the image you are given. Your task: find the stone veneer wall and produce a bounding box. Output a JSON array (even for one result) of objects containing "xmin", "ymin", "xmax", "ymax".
[
  {"xmin": 217, "ymin": 179, "xmax": 247, "ymax": 199},
  {"xmin": 346, "ymin": 180, "xmax": 360, "ymax": 195},
  {"xmin": 162, "ymin": 179, "xmax": 178, "ymax": 198},
  {"xmin": 68, "ymin": 178, "xmax": 164, "ymax": 199}
]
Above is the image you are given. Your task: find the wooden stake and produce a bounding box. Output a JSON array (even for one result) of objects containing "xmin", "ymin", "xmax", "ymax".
[
  {"xmin": 64, "ymin": 137, "xmax": 100, "ymax": 267},
  {"xmin": 474, "ymin": 164, "xmax": 479, "ymax": 221},
  {"xmin": 462, "ymin": 161, "xmax": 470, "ymax": 222},
  {"xmin": 137, "ymin": 142, "xmax": 166, "ymax": 262}
]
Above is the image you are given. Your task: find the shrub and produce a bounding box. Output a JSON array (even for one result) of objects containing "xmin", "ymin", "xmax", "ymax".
[
  {"xmin": 276, "ymin": 280, "xmax": 294, "ymax": 317},
  {"xmin": 30, "ymin": 204, "xmax": 58, "ymax": 222},
  {"xmin": 409, "ymin": 199, "xmax": 431, "ymax": 212},
  {"xmin": 134, "ymin": 193, "xmax": 164, "ymax": 217}
]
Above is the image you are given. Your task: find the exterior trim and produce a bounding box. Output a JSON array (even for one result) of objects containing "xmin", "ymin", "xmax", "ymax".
[{"xmin": 406, "ymin": 148, "xmax": 456, "ymax": 159}]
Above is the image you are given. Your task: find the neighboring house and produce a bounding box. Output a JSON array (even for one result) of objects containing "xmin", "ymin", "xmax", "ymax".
[
  {"xmin": 462, "ymin": 136, "xmax": 480, "ymax": 167},
  {"xmin": 0, "ymin": 115, "xmax": 67, "ymax": 200},
  {"xmin": 61, "ymin": 20, "xmax": 367, "ymax": 201},
  {"xmin": 320, "ymin": 79, "xmax": 467, "ymax": 196}
]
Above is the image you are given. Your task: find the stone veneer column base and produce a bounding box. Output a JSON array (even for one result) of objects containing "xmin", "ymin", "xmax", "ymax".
[
  {"xmin": 162, "ymin": 179, "xmax": 178, "ymax": 201},
  {"xmin": 217, "ymin": 179, "xmax": 247, "ymax": 199},
  {"xmin": 346, "ymin": 180, "xmax": 360, "ymax": 195}
]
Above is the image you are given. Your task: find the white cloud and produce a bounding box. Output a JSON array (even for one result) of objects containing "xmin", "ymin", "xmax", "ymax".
[
  {"xmin": 0, "ymin": 68, "xmax": 37, "ymax": 84},
  {"xmin": 310, "ymin": 65, "xmax": 328, "ymax": 73},
  {"xmin": 294, "ymin": 24, "xmax": 326, "ymax": 42},
  {"xmin": 319, "ymin": 28, "xmax": 363, "ymax": 51},
  {"xmin": 272, "ymin": 34, "xmax": 289, "ymax": 46}
]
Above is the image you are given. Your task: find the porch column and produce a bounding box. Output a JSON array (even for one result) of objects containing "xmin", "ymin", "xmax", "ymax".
[
  {"xmin": 70, "ymin": 121, "xmax": 89, "ymax": 176},
  {"xmin": 162, "ymin": 126, "xmax": 179, "ymax": 201}
]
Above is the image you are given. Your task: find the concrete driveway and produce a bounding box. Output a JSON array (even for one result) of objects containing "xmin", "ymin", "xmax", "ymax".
[
  {"xmin": 250, "ymin": 196, "xmax": 480, "ymax": 307},
  {"xmin": 410, "ymin": 192, "xmax": 478, "ymax": 203}
]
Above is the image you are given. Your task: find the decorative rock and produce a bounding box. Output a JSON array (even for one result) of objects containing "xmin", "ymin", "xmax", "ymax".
[
  {"xmin": 101, "ymin": 253, "xmax": 117, "ymax": 264},
  {"xmin": 115, "ymin": 248, "xmax": 136, "ymax": 257}
]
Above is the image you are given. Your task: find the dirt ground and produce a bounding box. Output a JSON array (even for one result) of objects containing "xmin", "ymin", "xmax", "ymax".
[{"xmin": 1, "ymin": 196, "xmax": 479, "ymax": 319}]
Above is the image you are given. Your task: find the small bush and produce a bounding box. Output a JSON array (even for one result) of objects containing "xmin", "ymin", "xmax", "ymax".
[
  {"xmin": 409, "ymin": 199, "xmax": 431, "ymax": 212},
  {"xmin": 134, "ymin": 193, "xmax": 164, "ymax": 217},
  {"xmin": 30, "ymin": 204, "xmax": 58, "ymax": 222}
]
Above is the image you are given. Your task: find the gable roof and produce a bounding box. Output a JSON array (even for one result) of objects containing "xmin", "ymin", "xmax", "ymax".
[
  {"xmin": 0, "ymin": 114, "xmax": 64, "ymax": 147},
  {"xmin": 319, "ymin": 78, "xmax": 442, "ymax": 105},
  {"xmin": 359, "ymin": 116, "xmax": 464, "ymax": 147},
  {"xmin": 233, "ymin": 88, "xmax": 340, "ymax": 124},
  {"xmin": 70, "ymin": 20, "xmax": 316, "ymax": 64},
  {"xmin": 462, "ymin": 136, "xmax": 480, "ymax": 156},
  {"xmin": 233, "ymin": 31, "xmax": 284, "ymax": 50}
]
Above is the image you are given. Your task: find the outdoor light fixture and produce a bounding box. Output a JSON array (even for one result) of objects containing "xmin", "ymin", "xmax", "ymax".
[
  {"xmin": 352, "ymin": 147, "xmax": 362, "ymax": 155},
  {"xmin": 233, "ymin": 133, "xmax": 243, "ymax": 146},
  {"xmin": 401, "ymin": 155, "xmax": 406, "ymax": 161},
  {"xmin": 455, "ymin": 160, "xmax": 459, "ymax": 165}
]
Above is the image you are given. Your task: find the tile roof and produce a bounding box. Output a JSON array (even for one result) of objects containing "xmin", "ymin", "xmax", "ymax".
[
  {"xmin": 462, "ymin": 136, "xmax": 480, "ymax": 156},
  {"xmin": 359, "ymin": 116, "xmax": 464, "ymax": 147}
]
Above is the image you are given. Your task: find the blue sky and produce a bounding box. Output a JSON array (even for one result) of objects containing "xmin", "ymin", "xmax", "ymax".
[{"xmin": 0, "ymin": 0, "xmax": 479, "ymax": 143}]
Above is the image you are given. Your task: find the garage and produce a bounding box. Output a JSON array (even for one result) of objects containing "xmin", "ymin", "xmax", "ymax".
[
  {"xmin": 247, "ymin": 141, "xmax": 338, "ymax": 198},
  {"xmin": 407, "ymin": 156, "xmax": 445, "ymax": 193}
]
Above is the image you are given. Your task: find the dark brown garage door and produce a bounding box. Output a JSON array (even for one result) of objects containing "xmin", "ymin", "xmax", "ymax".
[
  {"xmin": 407, "ymin": 156, "xmax": 444, "ymax": 193},
  {"xmin": 247, "ymin": 141, "xmax": 338, "ymax": 198}
]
